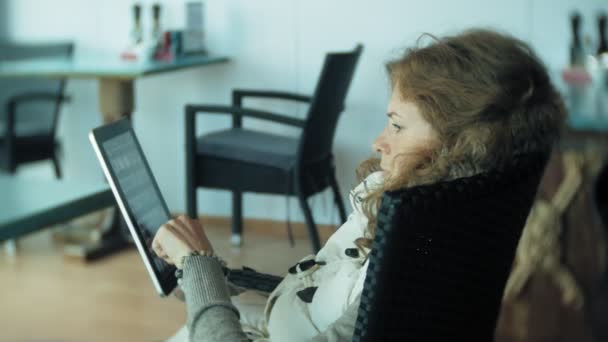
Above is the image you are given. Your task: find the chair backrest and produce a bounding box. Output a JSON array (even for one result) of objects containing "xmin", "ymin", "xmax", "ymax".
[
  {"xmin": 0, "ymin": 41, "xmax": 73, "ymax": 137},
  {"xmin": 594, "ymin": 159, "xmax": 608, "ymax": 285},
  {"xmin": 352, "ymin": 151, "xmax": 550, "ymax": 341},
  {"xmin": 297, "ymin": 44, "xmax": 362, "ymax": 166}
]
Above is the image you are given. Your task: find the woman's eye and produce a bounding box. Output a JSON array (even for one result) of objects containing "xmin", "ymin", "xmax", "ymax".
[{"xmin": 392, "ymin": 123, "xmax": 403, "ymax": 132}]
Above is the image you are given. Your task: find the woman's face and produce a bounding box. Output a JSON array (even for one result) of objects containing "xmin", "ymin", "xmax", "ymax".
[{"xmin": 372, "ymin": 89, "xmax": 438, "ymax": 177}]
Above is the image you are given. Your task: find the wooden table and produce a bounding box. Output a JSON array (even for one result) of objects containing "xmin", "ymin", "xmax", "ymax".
[{"xmin": 0, "ymin": 53, "xmax": 229, "ymax": 122}]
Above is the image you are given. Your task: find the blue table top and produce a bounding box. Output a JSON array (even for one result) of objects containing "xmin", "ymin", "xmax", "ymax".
[
  {"xmin": 0, "ymin": 54, "xmax": 229, "ymax": 80},
  {"xmin": 0, "ymin": 175, "xmax": 114, "ymax": 241}
]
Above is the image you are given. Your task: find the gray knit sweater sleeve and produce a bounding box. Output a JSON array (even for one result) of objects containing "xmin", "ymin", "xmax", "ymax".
[{"xmin": 181, "ymin": 255, "xmax": 249, "ymax": 342}]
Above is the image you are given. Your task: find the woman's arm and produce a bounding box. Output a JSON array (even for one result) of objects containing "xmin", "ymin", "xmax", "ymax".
[
  {"xmin": 152, "ymin": 216, "xmax": 249, "ymax": 341},
  {"xmin": 153, "ymin": 216, "xmax": 361, "ymax": 341},
  {"xmin": 181, "ymin": 255, "xmax": 249, "ymax": 342}
]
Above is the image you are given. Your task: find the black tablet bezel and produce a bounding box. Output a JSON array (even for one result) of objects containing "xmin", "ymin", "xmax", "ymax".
[{"xmin": 89, "ymin": 118, "xmax": 177, "ymax": 296}]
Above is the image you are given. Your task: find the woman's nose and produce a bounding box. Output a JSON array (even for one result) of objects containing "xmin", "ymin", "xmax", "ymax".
[{"xmin": 372, "ymin": 134, "xmax": 385, "ymax": 154}]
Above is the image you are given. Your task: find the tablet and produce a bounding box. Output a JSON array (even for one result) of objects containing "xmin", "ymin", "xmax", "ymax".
[{"xmin": 89, "ymin": 118, "xmax": 176, "ymax": 296}]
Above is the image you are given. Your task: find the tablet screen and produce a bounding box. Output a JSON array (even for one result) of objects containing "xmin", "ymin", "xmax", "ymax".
[{"xmin": 102, "ymin": 131, "xmax": 172, "ymax": 274}]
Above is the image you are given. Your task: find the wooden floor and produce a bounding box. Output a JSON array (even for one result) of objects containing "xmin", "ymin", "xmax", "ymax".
[{"xmin": 0, "ymin": 219, "xmax": 329, "ymax": 341}]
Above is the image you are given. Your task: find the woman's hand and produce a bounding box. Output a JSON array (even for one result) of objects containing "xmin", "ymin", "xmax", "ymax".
[{"xmin": 152, "ymin": 215, "xmax": 214, "ymax": 269}]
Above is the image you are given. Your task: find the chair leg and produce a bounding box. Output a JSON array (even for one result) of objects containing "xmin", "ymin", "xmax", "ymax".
[
  {"xmin": 297, "ymin": 193, "xmax": 322, "ymax": 253},
  {"xmin": 185, "ymin": 118, "xmax": 197, "ymax": 219},
  {"xmin": 52, "ymin": 156, "xmax": 62, "ymax": 179},
  {"xmin": 329, "ymin": 173, "xmax": 347, "ymax": 223},
  {"xmin": 232, "ymin": 190, "xmax": 243, "ymax": 246},
  {"xmin": 186, "ymin": 185, "xmax": 197, "ymax": 219}
]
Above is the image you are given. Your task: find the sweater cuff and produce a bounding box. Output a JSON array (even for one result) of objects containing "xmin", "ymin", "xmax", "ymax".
[{"xmin": 182, "ymin": 255, "xmax": 239, "ymax": 325}]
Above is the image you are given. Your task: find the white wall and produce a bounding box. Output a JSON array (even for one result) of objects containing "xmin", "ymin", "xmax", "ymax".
[
  {"xmin": 0, "ymin": 1, "xmax": 8, "ymax": 39},
  {"xmin": 4, "ymin": 0, "xmax": 608, "ymax": 225}
]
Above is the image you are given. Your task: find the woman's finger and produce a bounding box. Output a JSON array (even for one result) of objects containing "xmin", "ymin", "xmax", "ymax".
[
  {"xmin": 169, "ymin": 217, "xmax": 190, "ymax": 234},
  {"xmin": 159, "ymin": 254, "xmax": 175, "ymax": 265},
  {"xmin": 177, "ymin": 215, "xmax": 201, "ymax": 232},
  {"xmin": 165, "ymin": 220, "xmax": 191, "ymax": 246},
  {"xmin": 151, "ymin": 229, "xmax": 166, "ymax": 257}
]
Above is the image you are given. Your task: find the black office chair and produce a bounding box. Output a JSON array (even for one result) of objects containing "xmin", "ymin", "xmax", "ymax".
[
  {"xmin": 185, "ymin": 44, "xmax": 363, "ymax": 252},
  {"xmin": 0, "ymin": 42, "xmax": 73, "ymax": 178},
  {"xmin": 352, "ymin": 151, "xmax": 549, "ymax": 341}
]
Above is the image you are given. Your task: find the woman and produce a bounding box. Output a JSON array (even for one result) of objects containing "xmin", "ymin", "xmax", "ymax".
[{"xmin": 152, "ymin": 28, "xmax": 566, "ymax": 341}]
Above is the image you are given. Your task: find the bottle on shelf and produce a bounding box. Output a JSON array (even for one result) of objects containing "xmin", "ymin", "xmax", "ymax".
[
  {"xmin": 570, "ymin": 11, "xmax": 585, "ymax": 67},
  {"xmin": 151, "ymin": 3, "xmax": 162, "ymax": 47},
  {"xmin": 131, "ymin": 3, "xmax": 143, "ymax": 46}
]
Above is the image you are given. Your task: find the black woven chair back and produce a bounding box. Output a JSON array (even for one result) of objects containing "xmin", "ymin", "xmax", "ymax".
[
  {"xmin": 0, "ymin": 42, "xmax": 73, "ymax": 137},
  {"xmin": 595, "ymin": 159, "xmax": 608, "ymax": 231},
  {"xmin": 594, "ymin": 159, "xmax": 608, "ymax": 284},
  {"xmin": 297, "ymin": 44, "xmax": 362, "ymax": 166},
  {"xmin": 353, "ymin": 151, "xmax": 549, "ymax": 341}
]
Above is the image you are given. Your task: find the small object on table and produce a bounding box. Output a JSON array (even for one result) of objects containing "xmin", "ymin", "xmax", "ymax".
[
  {"xmin": 131, "ymin": 3, "xmax": 143, "ymax": 45},
  {"xmin": 121, "ymin": 3, "xmax": 154, "ymax": 61},
  {"xmin": 562, "ymin": 67, "xmax": 592, "ymax": 87},
  {"xmin": 151, "ymin": 3, "xmax": 163, "ymax": 45},
  {"xmin": 154, "ymin": 31, "xmax": 174, "ymax": 61},
  {"xmin": 570, "ymin": 11, "xmax": 585, "ymax": 67},
  {"xmin": 182, "ymin": 1, "xmax": 207, "ymax": 56}
]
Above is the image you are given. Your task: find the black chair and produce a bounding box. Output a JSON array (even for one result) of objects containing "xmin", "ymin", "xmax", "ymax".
[
  {"xmin": 594, "ymin": 158, "xmax": 608, "ymax": 251},
  {"xmin": 185, "ymin": 44, "xmax": 363, "ymax": 252},
  {"xmin": 0, "ymin": 42, "xmax": 73, "ymax": 178},
  {"xmin": 591, "ymin": 158, "xmax": 608, "ymax": 341},
  {"xmin": 352, "ymin": 151, "xmax": 549, "ymax": 341}
]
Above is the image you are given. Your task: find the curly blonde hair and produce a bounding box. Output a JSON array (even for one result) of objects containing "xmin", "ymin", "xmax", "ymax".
[{"xmin": 355, "ymin": 29, "xmax": 567, "ymax": 249}]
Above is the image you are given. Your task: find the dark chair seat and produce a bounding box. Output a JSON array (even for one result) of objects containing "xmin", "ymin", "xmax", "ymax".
[{"xmin": 197, "ymin": 128, "xmax": 298, "ymax": 170}]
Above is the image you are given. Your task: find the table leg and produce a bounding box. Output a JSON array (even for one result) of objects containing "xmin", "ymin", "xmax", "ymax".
[
  {"xmin": 64, "ymin": 78, "xmax": 136, "ymax": 261},
  {"xmin": 98, "ymin": 78, "xmax": 134, "ymax": 122}
]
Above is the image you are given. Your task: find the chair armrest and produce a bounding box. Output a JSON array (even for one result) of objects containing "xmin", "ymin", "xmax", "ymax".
[
  {"xmin": 185, "ymin": 104, "xmax": 306, "ymax": 128},
  {"xmin": 7, "ymin": 92, "xmax": 71, "ymax": 108},
  {"xmin": 232, "ymin": 89, "xmax": 312, "ymax": 106}
]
